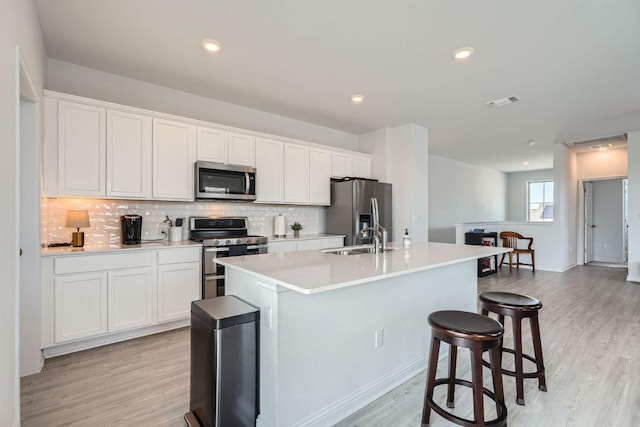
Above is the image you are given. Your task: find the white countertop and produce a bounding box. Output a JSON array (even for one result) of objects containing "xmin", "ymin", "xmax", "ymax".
[
  {"xmin": 217, "ymin": 241, "xmax": 510, "ymax": 295},
  {"xmin": 41, "ymin": 240, "xmax": 202, "ymax": 256},
  {"xmin": 268, "ymin": 233, "xmax": 345, "ymax": 242}
]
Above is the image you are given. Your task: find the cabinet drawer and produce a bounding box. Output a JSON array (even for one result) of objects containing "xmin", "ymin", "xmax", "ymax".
[
  {"xmin": 157, "ymin": 247, "xmax": 201, "ymax": 265},
  {"xmin": 54, "ymin": 251, "xmax": 153, "ymax": 275}
]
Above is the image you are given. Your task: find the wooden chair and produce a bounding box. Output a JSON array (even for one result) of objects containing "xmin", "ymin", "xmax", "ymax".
[{"xmin": 499, "ymin": 231, "xmax": 535, "ymax": 272}]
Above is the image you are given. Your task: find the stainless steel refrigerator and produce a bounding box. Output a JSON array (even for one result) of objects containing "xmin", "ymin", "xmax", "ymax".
[{"xmin": 326, "ymin": 178, "xmax": 392, "ymax": 246}]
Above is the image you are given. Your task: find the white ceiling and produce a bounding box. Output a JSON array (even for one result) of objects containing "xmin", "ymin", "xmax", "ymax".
[{"xmin": 34, "ymin": 0, "xmax": 640, "ymax": 172}]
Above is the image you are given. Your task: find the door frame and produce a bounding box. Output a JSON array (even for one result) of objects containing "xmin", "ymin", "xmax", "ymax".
[
  {"xmin": 577, "ymin": 176, "xmax": 627, "ymax": 265},
  {"xmin": 16, "ymin": 45, "xmax": 43, "ymax": 382}
]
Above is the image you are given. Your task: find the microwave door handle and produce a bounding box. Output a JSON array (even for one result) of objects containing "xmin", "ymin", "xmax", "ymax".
[{"xmin": 245, "ymin": 172, "xmax": 250, "ymax": 194}]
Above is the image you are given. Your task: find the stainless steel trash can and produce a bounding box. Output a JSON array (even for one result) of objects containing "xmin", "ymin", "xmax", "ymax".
[{"xmin": 185, "ymin": 296, "xmax": 259, "ymax": 427}]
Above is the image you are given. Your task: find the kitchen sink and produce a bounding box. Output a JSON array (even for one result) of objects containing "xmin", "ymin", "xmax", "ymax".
[{"xmin": 322, "ymin": 245, "xmax": 398, "ymax": 256}]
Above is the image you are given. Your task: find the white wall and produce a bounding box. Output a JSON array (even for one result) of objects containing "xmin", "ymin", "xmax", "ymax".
[
  {"xmin": 357, "ymin": 124, "xmax": 429, "ymax": 242},
  {"xmin": 430, "ymin": 156, "xmax": 506, "ymax": 243},
  {"xmin": 627, "ymin": 132, "xmax": 640, "ymax": 281},
  {"xmin": 506, "ymin": 169, "xmax": 553, "ymax": 221},
  {"xmin": 553, "ymin": 143, "xmax": 579, "ymax": 271},
  {"xmin": 0, "ymin": 0, "xmax": 46, "ymax": 424},
  {"xmin": 47, "ymin": 59, "xmax": 358, "ymax": 151},
  {"xmin": 388, "ymin": 124, "xmax": 429, "ymax": 242},
  {"xmin": 577, "ymin": 147, "xmax": 627, "ymax": 180},
  {"xmin": 592, "ymin": 179, "xmax": 624, "ymax": 263},
  {"xmin": 358, "ymin": 128, "xmax": 389, "ymax": 182}
]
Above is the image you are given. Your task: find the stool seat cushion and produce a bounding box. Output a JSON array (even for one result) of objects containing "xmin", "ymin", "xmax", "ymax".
[
  {"xmin": 479, "ymin": 291, "xmax": 542, "ymax": 309},
  {"xmin": 428, "ymin": 310, "xmax": 503, "ymax": 340}
]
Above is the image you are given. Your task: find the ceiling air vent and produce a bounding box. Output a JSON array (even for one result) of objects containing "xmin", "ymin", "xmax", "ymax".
[
  {"xmin": 486, "ymin": 95, "xmax": 521, "ymax": 108},
  {"xmin": 565, "ymin": 134, "xmax": 627, "ymax": 151}
]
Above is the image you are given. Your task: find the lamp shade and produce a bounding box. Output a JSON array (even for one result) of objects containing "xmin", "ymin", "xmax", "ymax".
[{"xmin": 65, "ymin": 210, "xmax": 90, "ymax": 229}]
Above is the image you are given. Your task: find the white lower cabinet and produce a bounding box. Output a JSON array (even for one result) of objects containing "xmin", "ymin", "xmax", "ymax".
[
  {"xmin": 108, "ymin": 267, "xmax": 154, "ymax": 332},
  {"xmin": 45, "ymin": 247, "xmax": 201, "ymax": 350},
  {"xmin": 54, "ymin": 272, "xmax": 108, "ymax": 343},
  {"xmin": 157, "ymin": 262, "xmax": 200, "ymax": 323},
  {"xmin": 268, "ymin": 236, "xmax": 344, "ymax": 254}
]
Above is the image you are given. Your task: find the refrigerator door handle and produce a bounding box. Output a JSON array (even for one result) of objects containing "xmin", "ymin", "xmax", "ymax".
[{"xmin": 371, "ymin": 197, "xmax": 380, "ymax": 227}]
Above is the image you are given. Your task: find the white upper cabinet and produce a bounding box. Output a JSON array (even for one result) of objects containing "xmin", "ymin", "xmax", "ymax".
[
  {"xmin": 331, "ymin": 152, "xmax": 371, "ymax": 179},
  {"xmin": 46, "ymin": 92, "xmax": 373, "ymax": 204},
  {"xmin": 152, "ymin": 118, "xmax": 196, "ymax": 200},
  {"xmin": 351, "ymin": 155, "xmax": 372, "ymax": 179},
  {"xmin": 106, "ymin": 110, "xmax": 152, "ymax": 199},
  {"xmin": 227, "ymin": 131, "xmax": 255, "ymax": 167},
  {"xmin": 309, "ymin": 148, "xmax": 331, "ymax": 205},
  {"xmin": 284, "ymin": 143, "xmax": 310, "ymax": 204},
  {"xmin": 255, "ymin": 137, "xmax": 284, "ymax": 203},
  {"xmin": 196, "ymin": 126, "xmax": 227, "ymax": 164},
  {"xmin": 58, "ymin": 100, "xmax": 106, "ymax": 196},
  {"xmin": 331, "ymin": 152, "xmax": 351, "ymax": 178}
]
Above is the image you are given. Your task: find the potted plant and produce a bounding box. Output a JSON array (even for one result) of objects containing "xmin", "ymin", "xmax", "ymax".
[{"xmin": 290, "ymin": 222, "xmax": 303, "ymax": 238}]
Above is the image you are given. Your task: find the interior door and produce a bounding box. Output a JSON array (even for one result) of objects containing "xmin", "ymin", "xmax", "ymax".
[{"xmin": 584, "ymin": 181, "xmax": 594, "ymax": 264}]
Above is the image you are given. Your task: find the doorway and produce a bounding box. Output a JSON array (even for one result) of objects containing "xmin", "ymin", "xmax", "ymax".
[{"xmin": 581, "ymin": 178, "xmax": 628, "ymax": 267}]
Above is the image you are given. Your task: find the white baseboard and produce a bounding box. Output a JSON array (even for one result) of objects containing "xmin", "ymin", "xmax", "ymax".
[
  {"xmin": 294, "ymin": 355, "xmax": 428, "ymax": 427},
  {"xmin": 626, "ymin": 274, "xmax": 640, "ymax": 283},
  {"xmin": 42, "ymin": 319, "xmax": 189, "ymax": 358}
]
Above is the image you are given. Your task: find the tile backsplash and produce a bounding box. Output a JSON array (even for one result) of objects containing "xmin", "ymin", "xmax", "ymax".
[{"xmin": 42, "ymin": 198, "xmax": 326, "ymax": 245}]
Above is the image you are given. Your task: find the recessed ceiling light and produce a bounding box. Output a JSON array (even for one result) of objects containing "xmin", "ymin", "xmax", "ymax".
[
  {"xmin": 522, "ymin": 161, "xmax": 529, "ymax": 166},
  {"xmin": 351, "ymin": 94, "xmax": 365, "ymax": 104},
  {"xmin": 453, "ymin": 47, "xmax": 474, "ymax": 60},
  {"xmin": 201, "ymin": 39, "xmax": 222, "ymax": 54},
  {"xmin": 528, "ymin": 140, "xmax": 536, "ymax": 146}
]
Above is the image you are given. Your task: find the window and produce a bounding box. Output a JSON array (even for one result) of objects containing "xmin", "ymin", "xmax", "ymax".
[{"xmin": 528, "ymin": 181, "xmax": 554, "ymax": 222}]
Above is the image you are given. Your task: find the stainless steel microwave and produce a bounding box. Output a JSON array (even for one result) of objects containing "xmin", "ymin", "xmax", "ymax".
[{"xmin": 195, "ymin": 161, "xmax": 256, "ymax": 201}]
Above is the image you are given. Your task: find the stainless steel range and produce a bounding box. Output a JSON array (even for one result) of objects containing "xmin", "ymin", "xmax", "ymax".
[{"xmin": 190, "ymin": 217, "xmax": 268, "ymax": 299}]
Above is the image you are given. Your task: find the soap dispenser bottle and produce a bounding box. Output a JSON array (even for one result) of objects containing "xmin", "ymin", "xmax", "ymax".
[{"xmin": 403, "ymin": 228, "xmax": 411, "ymax": 248}]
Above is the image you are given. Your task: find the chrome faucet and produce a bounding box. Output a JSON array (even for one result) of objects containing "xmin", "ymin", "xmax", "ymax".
[{"xmin": 360, "ymin": 197, "xmax": 389, "ymax": 253}]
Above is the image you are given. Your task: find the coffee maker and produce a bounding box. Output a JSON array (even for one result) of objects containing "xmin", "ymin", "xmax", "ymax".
[{"xmin": 121, "ymin": 215, "xmax": 142, "ymax": 245}]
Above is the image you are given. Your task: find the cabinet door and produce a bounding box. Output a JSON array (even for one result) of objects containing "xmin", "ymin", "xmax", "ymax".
[
  {"xmin": 106, "ymin": 110, "xmax": 152, "ymax": 198},
  {"xmin": 295, "ymin": 239, "xmax": 323, "ymax": 251},
  {"xmin": 331, "ymin": 152, "xmax": 352, "ymax": 178},
  {"xmin": 197, "ymin": 126, "xmax": 227, "ymax": 163},
  {"xmin": 227, "ymin": 132, "xmax": 255, "ymax": 167},
  {"xmin": 157, "ymin": 262, "xmax": 200, "ymax": 323},
  {"xmin": 268, "ymin": 241, "xmax": 297, "ymax": 253},
  {"xmin": 321, "ymin": 237, "xmax": 345, "ymax": 249},
  {"xmin": 108, "ymin": 267, "xmax": 154, "ymax": 332},
  {"xmin": 284, "ymin": 143, "xmax": 310, "ymax": 204},
  {"xmin": 255, "ymin": 137, "xmax": 284, "ymax": 203},
  {"xmin": 309, "ymin": 148, "xmax": 331, "ymax": 205},
  {"xmin": 54, "ymin": 272, "xmax": 108, "ymax": 343},
  {"xmin": 58, "ymin": 100, "xmax": 106, "ymax": 196},
  {"xmin": 352, "ymin": 155, "xmax": 371, "ymax": 179},
  {"xmin": 152, "ymin": 118, "xmax": 196, "ymax": 200}
]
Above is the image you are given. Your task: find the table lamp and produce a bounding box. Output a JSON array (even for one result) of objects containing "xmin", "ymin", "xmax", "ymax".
[{"xmin": 65, "ymin": 210, "xmax": 90, "ymax": 247}]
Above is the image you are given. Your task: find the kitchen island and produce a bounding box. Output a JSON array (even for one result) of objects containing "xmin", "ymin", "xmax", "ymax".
[{"xmin": 217, "ymin": 241, "xmax": 509, "ymax": 427}]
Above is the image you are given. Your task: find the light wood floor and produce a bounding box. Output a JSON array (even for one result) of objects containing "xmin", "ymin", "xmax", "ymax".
[{"xmin": 21, "ymin": 266, "xmax": 640, "ymax": 426}]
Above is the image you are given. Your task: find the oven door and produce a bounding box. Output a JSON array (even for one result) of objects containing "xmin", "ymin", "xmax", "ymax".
[
  {"xmin": 195, "ymin": 161, "xmax": 256, "ymax": 201},
  {"xmin": 203, "ymin": 244, "xmax": 266, "ymax": 298}
]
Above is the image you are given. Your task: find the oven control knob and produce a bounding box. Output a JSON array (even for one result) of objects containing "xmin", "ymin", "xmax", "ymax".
[{"xmin": 226, "ymin": 240, "xmax": 231, "ymax": 245}]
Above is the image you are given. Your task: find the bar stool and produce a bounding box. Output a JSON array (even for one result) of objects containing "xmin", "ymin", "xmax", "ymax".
[
  {"xmin": 479, "ymin": 291, "xmax": 547, "ymax": 405},
  {"xmin": 422, "ymin": 310, "xmax": 507, "ymax": 427}
]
